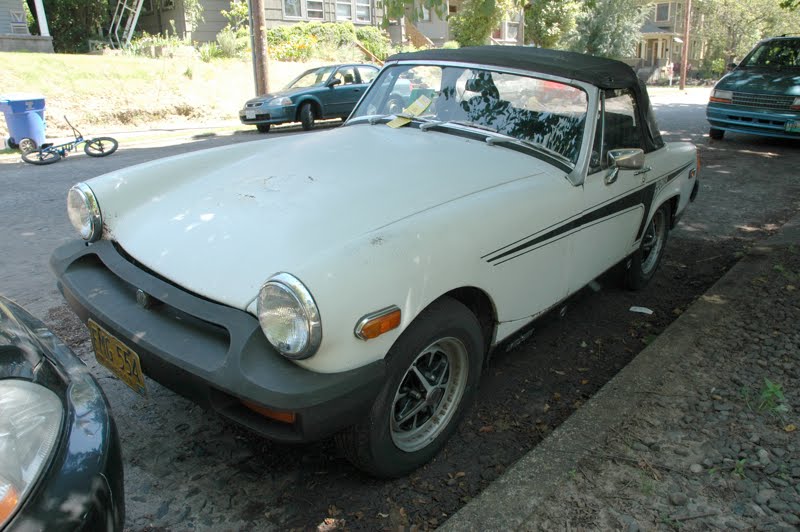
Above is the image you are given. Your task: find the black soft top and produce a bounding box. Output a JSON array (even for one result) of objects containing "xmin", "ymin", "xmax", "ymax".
[
  {"xmin": 386, "ymin": 46, "xmax": 665, "ymax": 153},
  {"xmin": 387, "ymin": 46, "xmax": 639, "ymax": 90}
]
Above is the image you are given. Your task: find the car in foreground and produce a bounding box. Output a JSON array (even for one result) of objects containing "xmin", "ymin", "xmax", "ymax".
[
  {"xmin": 239, "ymin": 63, "xmax": 379, "ymax": 133},
  {"xmin": 707, "ymin": 35, "xmax": 800, "ymax": 140},
  {"xmin": 0, "ymin": 296, "xmax": 124, "ymax": 530},
  {"xmin": 52, "ymin": 46, "xmax": 698, "ymax": 478}
]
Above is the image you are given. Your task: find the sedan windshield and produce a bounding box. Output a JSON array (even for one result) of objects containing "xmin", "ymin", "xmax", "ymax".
[
  {"xmin": 349, "ymin": 64, "xmax": 588, "ymax": 164},
  {"xmin": 288, "ymin": 66, "xmax": 337, "ymax": 89},
  {"xmin": 741, "ymin": 40, "xmax": 800, "ymax": 69}
]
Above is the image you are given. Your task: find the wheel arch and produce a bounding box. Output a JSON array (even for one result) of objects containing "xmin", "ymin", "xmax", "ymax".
[
  {"xmin": 437, "ymin": 286, "xmax": 497, "ymax": 356},
  {"xmin": 295, "ymin": 98, "xmax": 322, "ymax": 121},
  {"xmin": 662, "ymin": 194, "xmax": 681, "ymax": 229}
]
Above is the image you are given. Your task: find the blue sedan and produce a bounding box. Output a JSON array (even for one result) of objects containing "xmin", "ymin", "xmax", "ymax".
[{"xmin": 239, "ymin": 63, "xmax": 379, "ymax": 133}]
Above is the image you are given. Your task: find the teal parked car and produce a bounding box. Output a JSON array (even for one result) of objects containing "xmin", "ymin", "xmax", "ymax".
[
  {"xmin": 239, "ymin": 64, "xmax": 379, "ymax": 133},
  {"xmin": 706, "ymin": 35, "xmax": 800, "ymax": 140}
]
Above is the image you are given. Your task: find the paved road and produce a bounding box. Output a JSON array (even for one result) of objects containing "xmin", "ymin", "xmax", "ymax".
[{"xmin": 1, "ymin": 89, "xmax": 799, "ymax": 530}]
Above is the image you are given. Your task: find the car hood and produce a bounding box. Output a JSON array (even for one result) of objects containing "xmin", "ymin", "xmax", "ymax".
[
  {"xmin": 247, "ymin": 86, "xmax": 318, "ymax": 104},
  {"xmin": 717, "ymin": 68, "xmax": 800, "ymax": 96},
  {"xmin": 97, "ymin": 125, "xmax": 552, "ymax": 310}
]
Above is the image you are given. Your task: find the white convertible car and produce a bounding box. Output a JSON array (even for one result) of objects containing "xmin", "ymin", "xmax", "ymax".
[{"xmin": 52, "ymin": 47, "xmax": 699, "ymax": 477}]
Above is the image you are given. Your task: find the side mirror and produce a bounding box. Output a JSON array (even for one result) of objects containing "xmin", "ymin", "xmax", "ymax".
[
  {"xmin": 608, "ymin": 148, "xmax": 645, "ymax": 170},
  {"xmin": 327, "ymin": 78, "xmax": 342, "ymax": 88}
]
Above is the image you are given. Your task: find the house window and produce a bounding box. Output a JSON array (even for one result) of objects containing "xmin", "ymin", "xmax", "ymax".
[
  {"xmin": 307, "ymin": 0, "xmax": 323, "ymax": 19},
  {"xmin": 337, "ymin": 0, "xmax": 371, "ymax": 22},
  {"xmin": 655, "ymin": 3, "xmax": 669, "ymax": 22},
  {"xmin": 284, "ymin": 0, "xmax": 302, "ymax": 18},
  {"xmin": 336, "ymin": 0, "xmax": 352, "ymax": 19},
  {"xmin": 356, "ymin": 0, "xmax": 371, "ymax": 22}
]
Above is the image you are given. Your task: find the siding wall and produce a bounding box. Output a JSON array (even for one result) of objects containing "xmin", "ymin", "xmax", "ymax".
[{"xmin": 1, "ymin": 0, "xmax": 26, "ymax": 35}]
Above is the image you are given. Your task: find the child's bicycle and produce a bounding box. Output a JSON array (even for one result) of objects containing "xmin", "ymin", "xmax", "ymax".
[{"xmin": 21, "ymin": 117, "xmax": 118, "ymax": 165}]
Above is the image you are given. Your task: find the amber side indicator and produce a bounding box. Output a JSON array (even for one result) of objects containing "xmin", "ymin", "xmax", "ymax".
[
  {"xmin": 355, "ymin": 306, "xmax": 401, "ymax": 340},
  {"xmin": 0, "ymin": 484, "xmax": 19, "ymax": 524},
  {"xmin": 242, "ymin": 400, "xmax": 296, "ymax": 424},
  {"xmin": 709, "ymin": 96, "xmax": 731, "ymax": 103}
]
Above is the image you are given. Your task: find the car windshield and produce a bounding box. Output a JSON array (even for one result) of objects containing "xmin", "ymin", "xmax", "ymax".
[
  {"xmin": 349, "ymin": 64, "xmax": 589, "ymax": 165},
  {"xmin": 287, "ymin": 66, "xmax": 337, "ymax": 89},
  {"xmin": 741, "ymin": 39, "xmax": 800, "ymax": 69}
]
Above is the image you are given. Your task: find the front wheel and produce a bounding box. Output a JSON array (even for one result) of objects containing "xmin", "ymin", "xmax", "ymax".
[
  {"xmin": 256, "ymin": 123, "xmax": 270, "ymax": 133},
  {"xmin": 625, "ymin": 204, "xmax": 669, "ymax": 290},
  {"xmin": 336, "ymin": 297, "xmax": 484, "ymax": 478},
  {"xmin": 84, "ymin": 137, "xmax": 118, "ymax": 157},
  {"xmin": 22, "ymin": 149, "xmax": 61, "ymax": 165},
  {"xmin": 300, "ymin": 103, "xmax": 316, "ymax": 131},
  {"xmin": 709, "ymin": 127, "xmax": 724, "ymax": 140}
]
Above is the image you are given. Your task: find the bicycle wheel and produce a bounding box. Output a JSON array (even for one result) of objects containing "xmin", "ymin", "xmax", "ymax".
[
  {"xmin": 84, "ymin": 137, "xmax": 118, "ymax": 157},
  {"xmin": 22, "ymin": 149, "xmax": 61, "ymax": 165}
]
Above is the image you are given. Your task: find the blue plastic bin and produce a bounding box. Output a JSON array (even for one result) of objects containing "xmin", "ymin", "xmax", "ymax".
[{"xmin": 0, "ymin": 93, "xmax": 46, "ymax": 150}]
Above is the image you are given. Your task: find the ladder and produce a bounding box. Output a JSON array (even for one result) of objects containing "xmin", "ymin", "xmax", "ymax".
[{"xmin": 108, "ymin": 0, "xmax": 146, "ymax": 49}]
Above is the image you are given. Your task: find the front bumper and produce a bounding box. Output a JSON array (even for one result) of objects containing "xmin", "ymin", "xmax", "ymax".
[
  {"xmin": 0, "ymin": 297, "xmax": 124, "ymax": 531},
  {"xmin": 50, "ymin": 240, "xmax": 385, "ymax": 443},
  {"xmin": 706, "ymin": 102, "xmax": 800, "ymax": 139},
  {"xmin": 238, "ymin": 104, "xmax": 296, "ymax": 126}
]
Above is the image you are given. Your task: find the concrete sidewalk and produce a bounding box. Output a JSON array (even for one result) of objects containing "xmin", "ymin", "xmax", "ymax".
[{"xmin": 442, "ymin": 217, "xmax": 800, "ymax": 531}]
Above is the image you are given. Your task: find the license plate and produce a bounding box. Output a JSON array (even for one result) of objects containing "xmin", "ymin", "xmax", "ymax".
[
  {"xmin": 245, "ymin": 109, "xmax": 256, "ymax": 120},
  {"xmin": 786, "ymin": 120, "xmax": 800, "ymax": 133},
  {"xmin": 88, "ymin": 319, "xmax": 146, "ymax": 395}
]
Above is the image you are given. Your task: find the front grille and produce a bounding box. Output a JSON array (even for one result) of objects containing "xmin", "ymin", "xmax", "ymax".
[{"xmin": 731, "ymin": 91, "xmax": 795, "ymax": 111}]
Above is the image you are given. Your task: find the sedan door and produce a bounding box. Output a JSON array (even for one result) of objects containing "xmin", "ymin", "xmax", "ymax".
[{"xmin": 324, "ymin": 66, "xmax": 367, "ymax": 117}]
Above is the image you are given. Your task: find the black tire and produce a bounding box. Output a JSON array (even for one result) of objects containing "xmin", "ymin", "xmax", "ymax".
[
  {"xmin": 21, "ymin": 149, "xmax": 61, "ymax": 165},
  {"xmin": 336, "ymin": 297, "xmax": 484, "ymax": 478},
  {"xmin": 625, "ymin": 204, "xmax": 670, "ymax": 290},
  {"xmin": 18, "ymin": 137, "xmax": 37, "ymax": 154},
  {"xmin": 256, "ymin": 123, "xmax": 270, "ymax": 133},
  {"xmin": 709, "ymin": 127, "xmax": 724, "ymax": 140},
  {"xmin": 300, "ymin": 103, "xmax": 315, "ymax": 131},
  {"xmin": 84, "ymin": 137, "xmax": 118, "ymax": 157}
]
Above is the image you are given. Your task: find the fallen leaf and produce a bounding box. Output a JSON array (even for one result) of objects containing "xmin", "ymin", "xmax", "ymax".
[
  {"xmin": 479, "ymin": 425, "xmax": 494, "ymax": 433},
  {"xmin": 328, "ymin": 505, "xmax": 341, "ymax": 517},
  {"xmin": 552, "ymin": 369, "xmax": 565, "ymax": 375},
  {"xmin": 787, "ymin": 285, "xmax": 797, "ymax": 292},
  {"xmin": 543, "ymin": 403, "xmax": 550, "ymax": 413},
  {"xmin": 580, "ymin": 379, "xmax": 589, "ymax": 385},
  {"xmin": 553, "ymin": 392, "xmax": 561, "ymax": 401},
  {"xmin": 455, "ymin": 471, "xmax": 466, "ymax": 478},
  {"xmin": 580, "ymin": 341, "xmax": 588, "ymax": 348},
  {"xmin": 785, "ymin": 424, "xmax": 797, "ymax": 433},
  {"xmin": 317, "ymin": 518, "xmax": 345, "ymax": 532},
  {"xmin": 377, "ymin": 512, "xmax": 389, "ymax": 518}
]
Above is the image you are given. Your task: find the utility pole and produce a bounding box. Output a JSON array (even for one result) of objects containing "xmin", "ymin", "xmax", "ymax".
[
  {"xmin": 249, "ymin": 0, "xmax": 269, "ymax": 95},
  {"xmin": 679, "ymin": 0, "xmax": 691, "ymax": 91}
]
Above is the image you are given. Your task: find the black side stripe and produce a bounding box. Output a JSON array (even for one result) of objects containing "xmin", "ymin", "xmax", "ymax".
[
  {"xmin": 483, "ymin": 161, "xmax": 695, "ymax": 266},
  {"xmin": 486, "ymin": 183, "xmax": 656, "ymax": 264}
]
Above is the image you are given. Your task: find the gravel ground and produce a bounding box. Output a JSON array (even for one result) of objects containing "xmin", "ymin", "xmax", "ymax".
[{"xmin": 526, "ymin": 239, "xmax": 800, "ymax": 531}]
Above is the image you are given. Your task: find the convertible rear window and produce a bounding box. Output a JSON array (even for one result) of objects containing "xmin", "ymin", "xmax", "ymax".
[{"xmin": 350, "ymin": 64, "xmax": 588, "ymax": 165}]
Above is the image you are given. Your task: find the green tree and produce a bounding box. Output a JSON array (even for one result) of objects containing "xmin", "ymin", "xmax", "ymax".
[
  {"xmin": 449, "ymin": 0, "xmax": 517, "ymax": 46},
  {"xmin": 567, "ymin": 0, "xmax": 646, "ymax": 57},
  {"xmin": 43, "ymin": 0, "xmax": 110, "ymax": 52},
  {"xmin": 524, "ymin": 0, "xmax": 580, "ymax": 48},
  {"xmin": 695, "ymin": 0, "xmax": 800, "ymax": 69}
]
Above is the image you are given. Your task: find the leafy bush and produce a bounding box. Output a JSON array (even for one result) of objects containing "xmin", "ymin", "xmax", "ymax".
[
  {"xmin": 441, "ymin": 40, "xmax": 460, "ymax": 49},
  {"xmin": 126, "ymin": 31, "xmax": 189, "ymax": 57},
  {"xmin": 267, "ymin": 29, "xmax": 316, "ymax": 61},
  {"xmin": 198, "ymin": 42, "xmax": 222, "ymax": 62},
  {"xmin": 356, "ymin": 26, "xmax": 391, "ymax": 59},
  {"xmin": 216, "ymin": 26, "xmax": 249, "ymax": 58},
  {"xmin": 265, "ymin": 22, "xmax": 391, "ymax": 62},
  {"xmin": 46, "ymin": 0, "xmax": 110, "ymax": 52}
]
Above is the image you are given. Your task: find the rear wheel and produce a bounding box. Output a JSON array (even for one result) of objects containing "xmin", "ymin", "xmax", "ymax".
[
  {"xmin": 256, "ymin": 123, "xmax": 270, "ymax": 133},
  {"xmin": 336, "ymin": 297, "xmax": 483, "ymax": 478},
  {"xmin": 22, "ymin": 149, "xmax": 61, "ymax": 165},
  {"xmin": 84, "ymin": 137, "xmax": 118, "ymax": 157},
  {"xmin": 625, "ymin": 204, "xmax": 669, "ymax": 290},
  {"xmin": 300, "ymin": 103, "xmax": 316, "ymax": 131},
  {"xmin": 709, "ymin": 127, "xmax": 724, "ymax": 140}
]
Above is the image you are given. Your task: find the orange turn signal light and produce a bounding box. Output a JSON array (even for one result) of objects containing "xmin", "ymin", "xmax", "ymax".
[
  {"xmin": 355, "ymin": 306, "xmax": 401, "ymax": 340},
  {"xmin": 709, "ymin": 97, "xmax": 731, "ymax": 104},
  {"xmin": 242, "ymin": 401, "xmax": 296, "ymax": 424},
  {"xmin": 0, "ymin": 484, "xmax": 19, "ymax": 524}
]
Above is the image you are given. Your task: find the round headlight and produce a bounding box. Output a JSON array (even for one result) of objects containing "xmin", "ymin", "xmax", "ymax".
[
  {"xmin": 67, "ymin": 183, "xmax": 102, "ymax": 242},
  {"xmin": 0, "ymin": 380, "xmax": 63, "ymax": 527},
  {"xmin": 256, "ymin": 273, "xmax": 322, "ymax": 359}
]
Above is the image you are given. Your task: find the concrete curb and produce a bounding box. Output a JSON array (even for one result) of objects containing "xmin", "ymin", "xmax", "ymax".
[{"xmin": 440, "ymin": 218, "xmax": 800, "ymax": 531}]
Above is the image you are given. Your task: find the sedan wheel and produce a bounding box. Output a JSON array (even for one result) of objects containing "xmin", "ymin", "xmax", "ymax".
[
  {"xmin": 300, "ymin": 103, "xmax": 315, "ymax": 131},
  {"xmin": 336, "ymin": 297, "xmax": 483, "ymax": 478}
]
